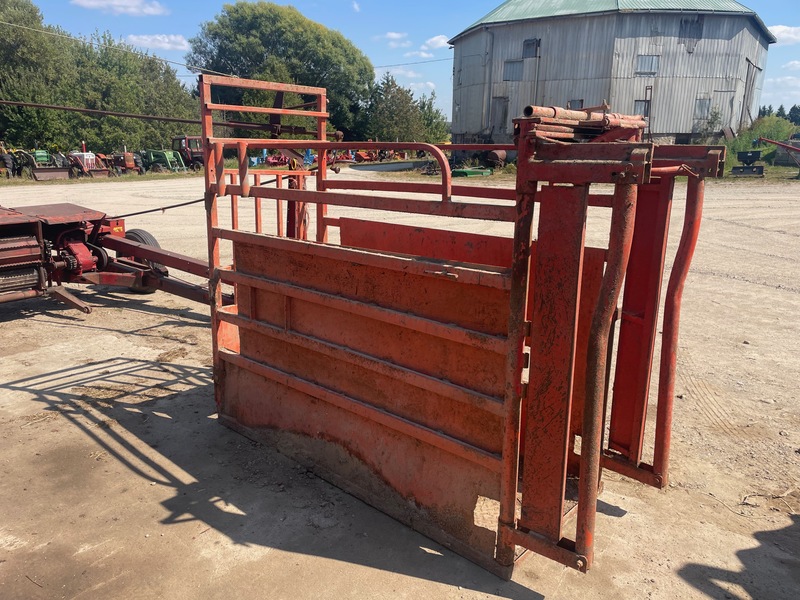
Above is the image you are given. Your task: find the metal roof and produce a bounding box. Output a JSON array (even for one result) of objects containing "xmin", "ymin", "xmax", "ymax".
[{"xmin": 451, "ymin": 0, "xmax": 775, "ymax": 43}]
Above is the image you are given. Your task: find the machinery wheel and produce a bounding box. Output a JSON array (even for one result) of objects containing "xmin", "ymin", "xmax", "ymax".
[
  {"xmin": 122, "ymin": 229, "xmax": 164, "ymax": 294},
  {"xmin": 190, "ymin": 160, "xmax": 203, "ymax": 172}
]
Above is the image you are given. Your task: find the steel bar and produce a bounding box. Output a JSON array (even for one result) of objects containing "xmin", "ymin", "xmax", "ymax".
[
  {"xmin": 218, "ymin": 268, "xmax": 508, "ymax": 354},
  {"xmin": 607, "ymin": 177, "xmax": 673, "ymax": 461},
  {"xmin": 217, "ymin": 307, "xmax": 505, "ymax": 416},
  {"xmin": 0, "ymin": 289, "xmax": 43, "ymax": 303},
  {"xmin": 100, "ymin": 235, "xmax": 210, "ymax": 278},
  {"xmin": 218, "ymin": 349, "xmax": 504, "ymax": 473},
  {"xmin": 214, "ymin": 228, "xmax": 510, "ymax": 289},
  {"xmin": 653, "ymin": 176, "xmax": 705, "ymax": 487},
  {"xmin": 503, "ymin": 524, "xmax": 585, "ymax": 572},
  {"xmin": 576, "ymin": 181, "xmax": 638, "ymax": 567},
  {"xmin": 212, "ymin": 185, "xmax": 516, "ymax": 223},
  {"xmin": 495, "ymin": 187, "xmax": 536, "ymax": 567},
  {"xmin": 520, "ymin": 185, "xmax": 588, "ymax": 541}
]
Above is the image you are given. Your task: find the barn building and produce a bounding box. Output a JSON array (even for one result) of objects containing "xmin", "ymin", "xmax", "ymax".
[{"xmin": 448, "ymin": 0, "xmax": 775, "ymax": 144}]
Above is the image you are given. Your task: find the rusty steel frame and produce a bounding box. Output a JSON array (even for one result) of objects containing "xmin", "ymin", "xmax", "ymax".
[{"xmin": 200, "ymin": 74, "xmax": 724, "ymax": 581}]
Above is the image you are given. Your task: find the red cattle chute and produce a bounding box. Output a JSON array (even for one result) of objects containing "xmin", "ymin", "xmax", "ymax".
[{"xmin": 200, "ymin": 75, "xmax": 725, "ymax": 581}]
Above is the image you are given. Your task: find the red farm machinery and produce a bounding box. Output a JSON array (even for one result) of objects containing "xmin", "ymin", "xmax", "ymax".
[
  {"xmin": 196, "ymin": 76, "xmax": 724, "ymax": 579},
  {"xmin": 0, "ymin": 203, "xmax": 214, "ymax": 313}
]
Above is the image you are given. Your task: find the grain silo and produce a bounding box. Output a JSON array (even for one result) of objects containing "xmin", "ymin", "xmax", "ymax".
[{"xmin": 449, "ymin": 0, "xmax": 775, "ymax": 144}]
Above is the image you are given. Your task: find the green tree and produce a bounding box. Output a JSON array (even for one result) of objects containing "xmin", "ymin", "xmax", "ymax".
[
  {"xmin": 0, "ymin": 0, "xmax": 76, "ymax": 148},
  {"xmin": 776, "ymin": 104, "xmax": 787, "ymax": 119},
  {"xmin": 365, "ymin": 74, "xmax": 425, "ymax": 143},
  {"xmin": 186, "ymin": 2, "xmax": 373, "ymax": 138},
  {"xmin": 789, "ymin": 104, "xmax": 800, "ymax": 126},
  {"xmin": 0, "ymin": 1, "xmax": 197, "ymax": 151},
  {"xmin": 417, "ymin": 91, "xmax": 450, "ymax": 143}
]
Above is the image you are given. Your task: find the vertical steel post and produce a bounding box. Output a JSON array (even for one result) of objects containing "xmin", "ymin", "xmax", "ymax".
[
  {"xmin": 653, "ymin": 176, "xmax": 705, "ymax": 487},
  {"xmin": 495, "ymin": 185, "xmax": 536, "ymax": 567},
  {"xmin": 576, "ymin": 181, "xmax": 637, "ymax": 568}
]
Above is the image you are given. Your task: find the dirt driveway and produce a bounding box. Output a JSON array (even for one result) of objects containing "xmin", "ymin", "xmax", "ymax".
[{"xmin": 1, "ymin": 172, "xmax": 798, "ymax": 599}]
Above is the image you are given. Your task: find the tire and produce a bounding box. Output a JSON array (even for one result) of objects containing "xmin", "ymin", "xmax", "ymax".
[
  {"xmin": 122, "ymin": 229, "xmax": 166, "ymax": 294},
  {"xmin": 190, "ymin": 160, "xmax": 203, "ymax": 172}
]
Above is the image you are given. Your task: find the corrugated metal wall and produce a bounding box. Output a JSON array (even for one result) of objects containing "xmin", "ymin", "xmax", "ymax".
[{"xmin": 451, "ymin": 12, "xmax": 771, "ymax": 143}]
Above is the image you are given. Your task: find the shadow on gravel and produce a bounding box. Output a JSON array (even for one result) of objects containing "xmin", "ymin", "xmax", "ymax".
[
  {"xmin": 678, "ymin": 514, "xmax": 800, "ymax": 600},
  {"xmin": 3, "ymin": 358, "xmax": 543, "ymax": 600}
]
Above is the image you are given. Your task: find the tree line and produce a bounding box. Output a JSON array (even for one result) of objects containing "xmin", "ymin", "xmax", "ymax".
[
  {"xmin": 0, "ymin": 1, "xmax": 449, "ymax": 154},
  {"xmin": 758, "ymin": 104, "xmax": 800, "ymax": 126}
]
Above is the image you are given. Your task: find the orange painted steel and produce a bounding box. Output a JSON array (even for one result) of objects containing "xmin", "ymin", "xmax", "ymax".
[{"xmin": 200, "ymin": 75, "xmax": 724, "ymax": 582}]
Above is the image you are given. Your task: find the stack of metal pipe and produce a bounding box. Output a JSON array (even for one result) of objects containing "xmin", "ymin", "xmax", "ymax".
[{"xmin": 519, "ymin": 105, "xmax": 647, "ymax": 142}]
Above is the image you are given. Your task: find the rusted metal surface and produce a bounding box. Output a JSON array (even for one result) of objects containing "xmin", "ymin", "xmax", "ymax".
[
  {"xmin": 0, "ymin": 202, "xmax": 215, "ymax": 310},
  {"xmin": 652, "ymin": 176, "xmax": 706, "ymax": 488},
  {"xmin": 201, "ymin": 75, "xmax": 724, "ymax": 583}
]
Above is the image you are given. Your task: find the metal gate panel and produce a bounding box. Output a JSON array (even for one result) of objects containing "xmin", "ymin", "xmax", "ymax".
[
  {"xmin": 213, "ymin": 228, "xmax": 513, "ymax": 570},
  {"xmin": 519, "ymin": 185, "xmax": 589, "ymax": 542},
  {"xmin": 339, "ymin": 218, "xmax": 513, "ymax": 268},
  {"xmin": 198, "ymin": 75, "xmax": 725, "ymax": 582}
]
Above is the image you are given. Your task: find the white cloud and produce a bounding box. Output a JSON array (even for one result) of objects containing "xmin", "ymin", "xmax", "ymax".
[
  {"xmin": 352, "ymin": 1, "xmax": 360, "ymax": 12},
  {"xmin": 376, "ymin": 67, "xmax": 422, "ymax": 79},
  {"xmin": 783, "ymin": 61, "xmax": 800, "ymax": 71},
  {"xmin": 761, "ymin": 76, "xmax": 800, "ymax": 108},
  {"xmin": 404, "ymin": 50, "xmax": 434, "ymax": 59},
  {"xmin": 126, "ymin": 34, "xmax": 190, "ymax": 51},
  {"xmin": 374, "ymin": 32, "xmax": 413, "ymax": 48},
  {"xmin": 409, "ymin": 81, "xmax": 436, "ymax": 93},
  {"xmin": 421, "ymin": 35, "xmax": 449, "ymax": 51},
  {"xmin": 768, "ymin": 25, "xmax": 800, "ymax": 45},
  {"xmin": 70, "ymin": 0, "xmax": 169, "ymax": 16}
]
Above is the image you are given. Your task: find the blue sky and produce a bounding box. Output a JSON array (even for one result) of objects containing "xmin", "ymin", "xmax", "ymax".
[{"xmin": 24, "ymin": 1, "xmax": 800, "ymax": 119}]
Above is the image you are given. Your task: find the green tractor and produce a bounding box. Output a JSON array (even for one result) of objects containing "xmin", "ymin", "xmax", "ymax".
[{"xmin": 139, "ymin": 149, "xmax": 187, "ymax": 173}]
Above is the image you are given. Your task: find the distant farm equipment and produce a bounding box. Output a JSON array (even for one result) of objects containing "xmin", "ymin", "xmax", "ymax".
[
  {"xmin": 730, "ymin": 150, "xmax": 764, "ymax": 177},
  {"xmin": 139, "ymin": 149, "xmax": 187, "ymax": 173},
  {"xmin": 67, "ymin": 151, "xmax": 112, "ymax": 178},
  {"xmin": 6, "ymin": 149, "xmax": 71, "ymax": 181},
  {"xmin": 171, "ymin": 135, "xmax": 204, "ymax": 171},
  {"xmin": 756, "ymin": 136, "xmax": 800, "ymax": 178}
]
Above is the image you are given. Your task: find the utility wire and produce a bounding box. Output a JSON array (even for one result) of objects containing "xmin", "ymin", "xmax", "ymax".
[{"xmin": 374, "ymin": 57, "xmax": 453, "ymax": 68}]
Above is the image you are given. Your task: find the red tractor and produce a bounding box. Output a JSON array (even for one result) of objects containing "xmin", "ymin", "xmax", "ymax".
[{"xmin": 171, "ymin": 135, "xmax": 204, "ymax": 171}]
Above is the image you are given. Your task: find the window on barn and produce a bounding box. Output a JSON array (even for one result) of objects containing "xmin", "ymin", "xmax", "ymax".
[
  {"xmin": 634, "ymin": 100, "xmax": 651, "ymax": 118},
  {"xmin": 523, "ymin": 38, "xmax": 540, "ymax": 59},
  {"xmin": 694, "ymin": 97, "xmax": 711, "ymax": 120},
  {"xmin": 635, "ymin": 55, "xmax": 660, "ymax": 76},
  {"xmin": 567, "ymin": 99, "xmax": 584, "ymax": 110},
  {"xmin": 491, "ymin": 97, "xmax": 509, "ymax": 133},
  {"xmin": 503, "ymin": 60, "xmax": 523, "ymax": 81}
]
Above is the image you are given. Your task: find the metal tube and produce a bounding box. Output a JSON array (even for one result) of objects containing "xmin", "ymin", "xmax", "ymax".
[
  {"xmin": 653, "ymin": 177, "xmax": 705, "ymax": 487},
  {"xmin": 0, "ymin": 289, "xmax": 43, "ymax": 303},
  {"xmin": 576, "ymin": 181, "xmax": 638, "ymax": 568},
  {"xmin": 495, "ymin": 189, "xmax": 536, "ymax": 567}
]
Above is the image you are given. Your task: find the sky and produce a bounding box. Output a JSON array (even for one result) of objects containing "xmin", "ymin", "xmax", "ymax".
[{"xmin": 19, "ymin": 0, "xmax": 800, "ymax": 119}]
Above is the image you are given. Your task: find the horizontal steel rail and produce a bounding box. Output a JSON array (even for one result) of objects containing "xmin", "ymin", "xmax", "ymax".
[
  {"xmin": 217, "ymin": 267, "xmax": 509, "ymax": 355},
  {"xmin": 217, "ymin": 307, "xmax": 506, "ymax": 417},
  {"xmin": 213, "ymin": 229, "xmax": 512, "ymax": 291},
  {"xmin": 218, "ymin": 349, "xmax": 504, "ymax": 473}
]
